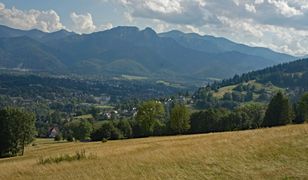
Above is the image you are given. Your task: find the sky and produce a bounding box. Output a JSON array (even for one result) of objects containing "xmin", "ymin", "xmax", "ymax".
[{"xmin": 0, "ymin": 0, "xmax": 307, "ymax": 56}]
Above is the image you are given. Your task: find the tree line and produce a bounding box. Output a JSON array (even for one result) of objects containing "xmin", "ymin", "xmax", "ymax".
[{"xmin": 59, "ymin": 92, "xmax": 308, "ymax": 142}]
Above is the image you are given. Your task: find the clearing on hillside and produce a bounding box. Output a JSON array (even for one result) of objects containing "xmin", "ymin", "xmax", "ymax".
[{"xmin": 0, "ymin": 124, "xmax": 307, "ymax": 180}]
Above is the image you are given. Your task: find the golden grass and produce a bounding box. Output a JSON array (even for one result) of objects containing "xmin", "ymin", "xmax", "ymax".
[
  {"xmin": 213, "ymin": 85, "xmax": 237, "ymax": 98},
  {"xmin": 1, "ymin": 124, "xmax": 308, "ymax": 180}
]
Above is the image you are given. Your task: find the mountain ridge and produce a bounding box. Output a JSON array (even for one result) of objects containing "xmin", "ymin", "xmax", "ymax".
[{"xmin": 0, "ymin": 25, "xmax": 297, "ymax": 83}]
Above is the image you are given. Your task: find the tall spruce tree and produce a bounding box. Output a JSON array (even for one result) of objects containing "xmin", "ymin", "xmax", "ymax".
[
  {"xmin": 263, "ymin": 92, "xmax": 292, "ymax": 127},
  {"xmin": 297, "ymin": 93, "xmax": 308, "ymax": 123}
]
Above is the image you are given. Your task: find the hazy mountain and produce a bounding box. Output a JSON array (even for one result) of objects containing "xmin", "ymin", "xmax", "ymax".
[
  {"xmin": 0, "ymin": 25, "xmax": 74, "ymax": 42},
  {"xmin": 0, "ymin": 36, "xmax": 66, "ymax": 72},
  {"xmin": 0, "ymin": 25, "xmax": 297, "ymax": 82},
  {"xmin": 159, "ymin": 30, "xmax": 294, "ymax": 63}
]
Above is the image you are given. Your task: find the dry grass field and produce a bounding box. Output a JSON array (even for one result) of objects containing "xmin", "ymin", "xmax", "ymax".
[{"xmin": 0, "ymin": 124, "xmax": 307, "ymax": 180}]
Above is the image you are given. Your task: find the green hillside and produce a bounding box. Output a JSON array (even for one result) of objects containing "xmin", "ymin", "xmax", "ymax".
[{"xmin": 194, "ymin": 58, "xmax": 308, "ymax": 109}]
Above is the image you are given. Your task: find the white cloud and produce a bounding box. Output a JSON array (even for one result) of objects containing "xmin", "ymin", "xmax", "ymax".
[
  {"xmin": 118, "ymin": 0, "xmax": 210, "ymax": 26},
  {"xmin": 0, "ymin": 3, "xmax": 64, "ymax": 32},
  {"xmin": 70, "ymin": 12, "xmax": 96, "ymax": 34},
  {"xmin": 98, "ymin": 22, "xmax": 113, "ymax": 31},
  {"xmin": 143, "ymin": 0, "xmax": 183, "ymax": 14},
  {"xmin": 70, "ymin": 12, "xmax": 113, "ymax": 33},
  {"xmin": 245, "ymin": 4, "xmax": 257, "ymax": 13},
  {"xmin": 255, "ymin": 0, "xmax": 264, "ymax": 4},
  {"xmin": 268, "ymin": 0, "xmax": 303, "ymax": 17}
]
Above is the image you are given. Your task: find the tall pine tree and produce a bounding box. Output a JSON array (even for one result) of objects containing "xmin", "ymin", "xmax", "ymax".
[
  {"xmin": 263, "ymin": 92, "xmax": 292, "ymax": 127},
  {"xmin": 297, "ymin": 93, "xmax": 308, "ymax": 123}
]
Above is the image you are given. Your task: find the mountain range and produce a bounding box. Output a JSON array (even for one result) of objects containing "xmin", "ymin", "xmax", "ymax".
[{"xmin": 0, "ymin": 25, "xmax": 297, "ymax": 83}]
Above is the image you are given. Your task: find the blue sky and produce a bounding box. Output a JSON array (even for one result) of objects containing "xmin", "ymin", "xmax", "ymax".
[{"xmin": 0, "ymin": 0, "xmax": 308, "ymax": 56}]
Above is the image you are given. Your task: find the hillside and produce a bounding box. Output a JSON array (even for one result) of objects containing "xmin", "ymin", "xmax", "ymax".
[
  {"xmin": 0, "ymin": 25, "xmax": 296, "ymax": 83},
  {"xmin": 0, "ymin": 124, "xmax": 307, "ymax": 179},
  {"xmin": 193, "ymin": 58, "xmax": 308, "ymax": 109}
]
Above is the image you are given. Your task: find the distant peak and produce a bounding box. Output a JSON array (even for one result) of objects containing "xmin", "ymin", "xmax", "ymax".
[
  {"xmin": 111, "ymin": 26, "xmax": 139, "ymax": 32},
  {"xmin": 141, "ymin": 27, "xmax": 157, "ymax": 37},
  {"xmin": 165, "ymin": 30, "xmax": 185, "ymax": 35}
]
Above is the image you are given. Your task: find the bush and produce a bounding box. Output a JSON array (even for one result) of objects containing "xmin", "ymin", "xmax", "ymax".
[
  {"xmin": 101, "ymin": 138, "xmax": 108, "ymax": 143},
  {"xmin": 54, "ymin": 134, "xmax": 62, "ymax": 141},
  {"xmin": 117, "ymin": 119, "xmax": 132, "ymax": 138},
  {"xmin": 66, "ymin": 135, "xmax": 74, "ymax": 142}
]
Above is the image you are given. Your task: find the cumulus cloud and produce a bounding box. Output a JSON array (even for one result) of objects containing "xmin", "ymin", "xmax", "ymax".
[
  {"xmin": 245, "ymin": 4, "xmax": 257, "ymax": 13},
  {"xmin": 70, "ymin": 12, "xmax": 96, "ymax": 34},
  {"xmin": 268, "ymin": 0, "xmax": 303, "ymax": 17},
  {"xmin": 70, "ymin": 12, "xmax": 113, "ymax": 34},
  {"xmin": 0, "ymin": 3, "xmax": 64, "ymax": 32},
  {"xmin": 118, "ymin": 0, "xmax": 211, "ymax": 26}
]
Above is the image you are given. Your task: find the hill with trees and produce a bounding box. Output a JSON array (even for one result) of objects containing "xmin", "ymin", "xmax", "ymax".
[{"xmin": 193, "ymin": 58, "xmax": 308, "ymax": 109}]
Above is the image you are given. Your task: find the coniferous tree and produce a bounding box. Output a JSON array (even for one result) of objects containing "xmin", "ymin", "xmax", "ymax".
[
  {"xmin": 263, "ymin": 92, "xmax": 292, "ymax": 127},
  {"xmin": 297, "ymin": 93, "xmax": 308, "ymax": 123}
]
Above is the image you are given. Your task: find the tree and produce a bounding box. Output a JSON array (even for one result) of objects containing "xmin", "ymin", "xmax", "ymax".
[
  {"xmin": 170, "ymin": 104, "xmax": 190, "ymax": 134},
  {"xmin": 263, "ymin": 92, "xmax": 293, "ymax": 127},
  {"xmin": 190, "ymin": 108, "xmax": 229, "ymax": 133},
  {"xmin": 237, "ymin": 103, "xmax": 266, "ymax": 128},
  {"xmin": 117, "ymin": 119, "xmax": 133, "ymax": 138},
  {"xmin": 297, "ymin": 93, "xmax": 308, "ymax": 123},
  {"xmin": 90, "ymin": 121, "xmax": 123, "ymax": 141},
  {"xmin": 77, "ymin": 120, "xmax": 93, "ymax": 141},
  {"xmin": 135, "ymin": 100, "xmax": 165, "ymax": 137},
  {"xmin": 65, "ymin": 120, "xmax": 93, "ymax": 141},
  {"xmin": 222, "ymin": 110, "xmax": 250, "ymax": 131},
  {"xmin": 0, "ymin": 107, "xmax": 36, "ymax": 158}
]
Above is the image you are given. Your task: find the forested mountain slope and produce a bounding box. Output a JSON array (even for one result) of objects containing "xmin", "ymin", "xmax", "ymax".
[{"xmin": 0, "ymin": 25, "xmax": 296, "ymax": 82}]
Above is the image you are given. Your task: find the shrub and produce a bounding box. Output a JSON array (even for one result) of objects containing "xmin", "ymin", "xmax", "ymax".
[
  {"xmin": 101, "ymin": 138, "xmax": 108, "ymax": 143},
  {"xmin": 54, "ymin": 134, "xmax": 62, "ymax": 141},
  {"xmin": 66, "ymin": 135, "xmax": 74, "ymax": 142}
]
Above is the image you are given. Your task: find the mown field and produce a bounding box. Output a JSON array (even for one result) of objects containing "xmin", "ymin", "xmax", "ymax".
[{"xmin": 0, "ymin": 124, "xmax": 307, "ymax": 180}]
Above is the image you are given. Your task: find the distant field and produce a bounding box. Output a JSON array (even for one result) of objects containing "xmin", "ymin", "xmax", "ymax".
[
  {"xmin": 0, "ymin": 124, "xmax": 307, "ymax": 179},
  {"xmin": 121, "ymin": 75, "xmax": 148, "ymax": 80},
  {"xmin": 156, "ymin": 80, "xmax": 184, "ymax": 88}
]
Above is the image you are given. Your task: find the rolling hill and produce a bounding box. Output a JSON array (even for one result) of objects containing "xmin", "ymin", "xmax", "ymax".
[
  {"xmin": 193, "ymin": 58, "xmax": 308, "ymax": 109},
  {"xmin": 0, "ymin": 25, "xmax": 297, "ymax": 83},
  {"xmin": 0, "ymin": 124, "xmax": 307, "ymax": 179}
]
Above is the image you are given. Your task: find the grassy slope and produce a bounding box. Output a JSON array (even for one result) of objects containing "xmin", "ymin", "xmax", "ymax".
[
  {"xmin": 0, "ymin": 124, "xmax": 307, "ymax": 180},
  {"xmin": 212, "ymin": 80, "xmax": 285, "ymax": 99}
]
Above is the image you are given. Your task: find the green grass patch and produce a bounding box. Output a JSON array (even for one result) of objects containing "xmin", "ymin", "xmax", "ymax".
[
  {"xmin": 74, "ymin": 114, "xmax": 93, "ymax": 119},
  {"xmin": 121, "ymin": 75, "xmax": 148, "ymax": 80},
  {"xmin": 156, "ymin": 80, "xmax": 184, "ymax": 88},
  {"xmin": 95, "ymin": 105, "xmax": 114, "ymax": 109}
]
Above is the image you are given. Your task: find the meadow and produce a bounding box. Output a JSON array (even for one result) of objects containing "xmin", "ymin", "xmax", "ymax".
[{"xmin": 0, "ymin": 124, "xmax": 307, "ymax": 180}]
